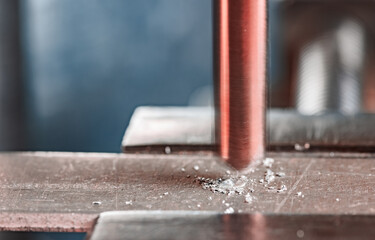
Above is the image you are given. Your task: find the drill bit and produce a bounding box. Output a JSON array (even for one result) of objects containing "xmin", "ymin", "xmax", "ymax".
[{"xmin": 214, "ymin": 0, "xmax": 267, "ymax": 169}]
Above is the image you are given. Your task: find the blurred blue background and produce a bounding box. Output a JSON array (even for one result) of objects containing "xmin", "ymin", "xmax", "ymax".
[{"xmin": 21, "ymin": 0, "xmax": 212, "ymax": 153}]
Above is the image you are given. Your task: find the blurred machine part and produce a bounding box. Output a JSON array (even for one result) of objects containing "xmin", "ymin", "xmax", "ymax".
[
  {"xmin": 269, "ymin": 0, "xmax": 375, "ymax": 114},
  {"xmin": 296, "ymin": 19, "xmax": 366, "ymax": 115},
  {"xmin": 0, "ymin": 0, "xmax": 24, "ymax": 151}
]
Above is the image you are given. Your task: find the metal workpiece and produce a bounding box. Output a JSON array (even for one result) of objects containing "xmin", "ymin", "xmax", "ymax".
[
  {"xmin": 214, "ymin": 0, "xmax": 267, "ymax": 169},
  {"xmin": 123, "ymin": 107, "xmax": 375, "ymax": 152},
  {"xmin": 2, "ymin": 152, "xmax": 375, "ymax": 233},
  {"xmin": 122, "ymin": 107, "xmax": 215, "ymax": 153}
]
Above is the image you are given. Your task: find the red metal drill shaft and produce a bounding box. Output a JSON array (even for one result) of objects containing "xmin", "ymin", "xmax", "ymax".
[{"xmin": 214, "ymin": 0, "xmax": 267, "ymax": 169}]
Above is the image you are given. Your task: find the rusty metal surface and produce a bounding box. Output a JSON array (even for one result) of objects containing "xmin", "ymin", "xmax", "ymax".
[
  {"xmin": 214, "ymin": 0, "xmax": 267, "ymax": 169},
  {"xmin": 1, "ymin": 152, "xmax": 375, "ymax": 232},
  {"xmin": 122, "ymin": 107, "xmax": 375, "ymax": 153},
  {"xmin": 88, "ymin": 211, "xmax": 375, "ymax": 240}
]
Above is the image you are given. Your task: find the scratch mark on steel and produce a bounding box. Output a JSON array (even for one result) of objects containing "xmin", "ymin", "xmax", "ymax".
[
  {"xmin": 321, "ymin": 171, "xmax": 373, "ymax": 177},
  {"xmin": 348, "ymin": 202, "xmax": 371, "ymax": 208},
  {"xmin": 115, "ymin": 191, "xmax": 118, "ymax": 210},
  {"xmin": 30, "ymin": 199, "xmax": 55, "ymax": 202},
  {"xmin": 112, "ymin": 157, "xmax": 118, "ymax": 171},
  {"xmin": 289, "ymin": 196, "xmax": 295, "ymax": 212},
  {"xmin": 275, "ymin": 160, "xmax": 314, "ymax": 212}
]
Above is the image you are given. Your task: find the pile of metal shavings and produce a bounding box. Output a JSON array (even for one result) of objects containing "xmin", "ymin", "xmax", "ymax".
[
  {"xmin": 263, "ymin": 157, "xmax": 274, "ymax": 168},
  {"xmin": 260, "ymin": 158, "xmax": 289, "ymax": 194},
  {"xmin": 265, "ymin": 169, "xmax": 275, "ymax": 184},
  {"xmin": 195, "ymin": 175, "xmax": 252, "ymax": 196},
  {"xmin": 194, "ymin": 158, "xmax": 287, "ymax": 196},
  {"xmin": 193, "ymin": 157, "xmax": 290, "ymax": 214}
]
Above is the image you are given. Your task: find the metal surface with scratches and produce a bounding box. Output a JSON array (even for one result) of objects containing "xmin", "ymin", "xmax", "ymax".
[{"xmin": 1, "ymin": 152, "xmax": 375, "ymax": 232}]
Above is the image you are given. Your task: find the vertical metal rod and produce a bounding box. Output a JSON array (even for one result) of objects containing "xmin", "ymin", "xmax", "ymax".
[{"xmin": 214, "ymin": 0, "xmax": 267, "ymax": 169}]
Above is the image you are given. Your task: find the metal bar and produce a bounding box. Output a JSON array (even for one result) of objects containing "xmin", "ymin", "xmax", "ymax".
[
  {"xmin": 122, "ymin": 107, "xmax": 375, "ymax": 153},
  {"xmin": 214, "ymin": 0, "xmax": 267, "ymax": 169}
]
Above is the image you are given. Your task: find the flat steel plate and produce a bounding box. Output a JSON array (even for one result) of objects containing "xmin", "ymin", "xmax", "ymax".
[
  {"xmin": 122, "ymin": 107, "xmax": 375, "ymax": 153},
  {"xmin": 1, "ymin": 152, "xmax": 375, "ymax": 232}
]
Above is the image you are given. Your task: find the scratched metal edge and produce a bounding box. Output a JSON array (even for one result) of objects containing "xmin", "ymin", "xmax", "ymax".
[
  {"xmin": 11, "ymin": 150, "xmax": 375, "ymax": 161},
  {"xmin": 122, "ymin": 144, "xmax": 216, "ymax": 154},
  {"xmin": 121, "ymin": 107, "xmax": 375, "ymax": 154},
  {"xmin": 94, "ymin": 210, "xmax": 375, "ymax": 223},
  {"xmin": 1, "ymin": 151, "xmax": 220, "ymax": 160},
  {"xmin": 0, "ymin": 212, "xmax": 97, "ymax": 232},
  {"xmin": 4, "ymin": 150, "xmax": 375, "ymax": 162},
  {"xmin": 121, "ymin": 106, "xmax": 214, "ymax": 149}
]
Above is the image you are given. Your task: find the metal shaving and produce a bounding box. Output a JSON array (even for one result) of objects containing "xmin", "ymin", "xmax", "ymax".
[
  {"xmin": 245, "ymin": 193, "xmax": 253, "ymax": 203},
  {"xmin": 263, "ymin": 158, "xmax": 274, "ymax": 168},
  {"xmin": 224, "ymin": 207, "xmax": 234, "ymax": 214},
  {"xmin": 277, "ymin": 185, "xmax": 287, "ymax": 193},
  {"xmin": 264, "ymin": 169, "xmax": 275, "ymax": 184}
]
